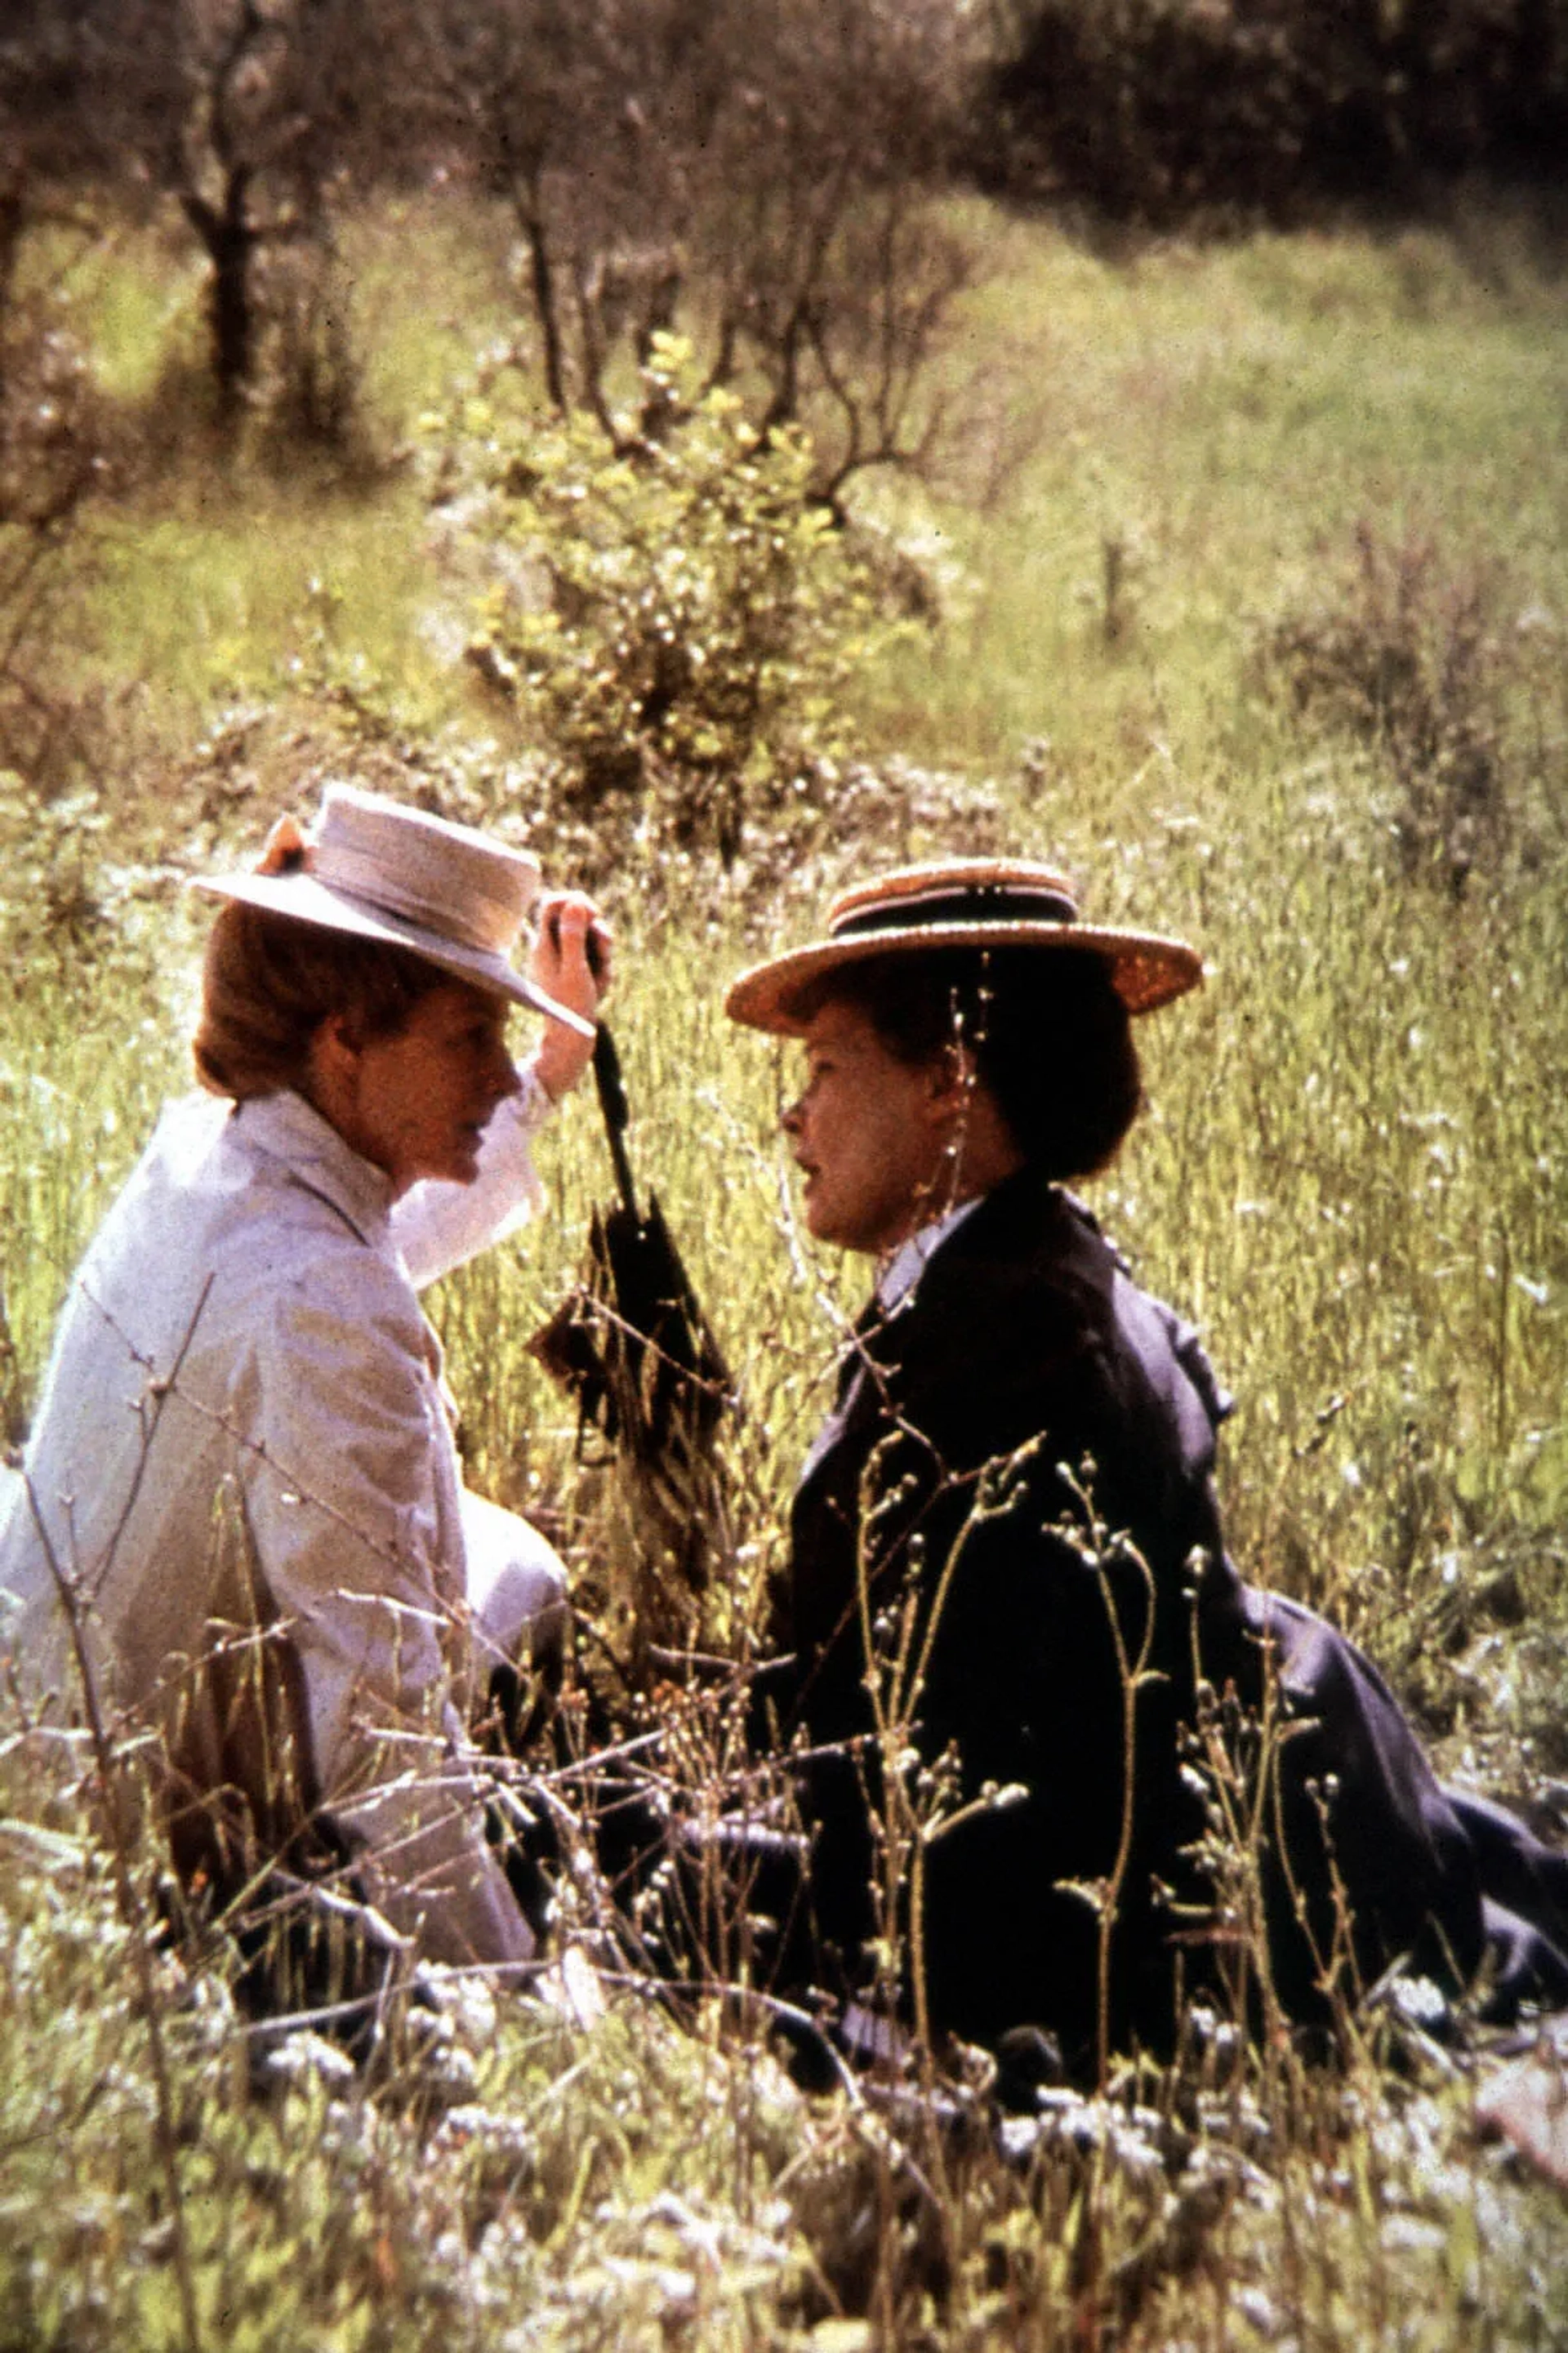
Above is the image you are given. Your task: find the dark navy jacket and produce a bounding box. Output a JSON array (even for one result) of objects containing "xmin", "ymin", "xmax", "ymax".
[{"xmin": 758, "ymin": 1169, "xmax": 1568, "ymax": 2069}]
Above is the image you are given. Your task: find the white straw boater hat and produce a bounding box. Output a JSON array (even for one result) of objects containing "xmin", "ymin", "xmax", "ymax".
[
  {"xmin": 194, "ymin": 783, "xmax": 594, "ymax": 1036},
  {"xmin": 725, "ymin": 858, "xmax": 1202, "ymax": 1034}
]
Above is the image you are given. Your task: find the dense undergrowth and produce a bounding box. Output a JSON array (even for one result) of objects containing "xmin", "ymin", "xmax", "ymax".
[{"xmin": 2, "ymin": 190, "xmax": 1567, "ymax": 2347}]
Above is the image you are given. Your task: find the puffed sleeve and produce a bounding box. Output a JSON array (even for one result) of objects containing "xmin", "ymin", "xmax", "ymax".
[
  {"xmin": 393, "ymin": 1064, "xmax": 555, "ymax": 1292},
  {"xmin": 232, "ymin": 1255, "xmax": 533, "ymax": 1968}
]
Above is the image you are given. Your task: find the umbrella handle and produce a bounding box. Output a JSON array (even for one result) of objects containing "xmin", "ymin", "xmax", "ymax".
[{"xmin": 592, "ymin": 1024, "xmax": 639, "ymax": 1217}]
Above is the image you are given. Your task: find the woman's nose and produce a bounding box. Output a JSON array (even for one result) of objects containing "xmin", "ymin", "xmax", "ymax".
[{"xmin": 781, "ymin": 1094, "xmax": 804, "ymax": 1138}]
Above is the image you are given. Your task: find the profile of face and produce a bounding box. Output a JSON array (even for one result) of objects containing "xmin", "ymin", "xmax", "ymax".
[
  {"xmin": 782, "ymin": 998, "xmax": 958, "ymax": 1257},
  {"xmin": 314, "ymin": 978, "xmax": 521, "ymax": 1194}
]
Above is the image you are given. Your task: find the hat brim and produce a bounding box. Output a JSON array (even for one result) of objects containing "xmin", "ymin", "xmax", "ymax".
[
  {"xmin": 193, "ymin": 871, "xmax": 595, "ymax": 1037},
  {"xmin": 725, "ymin": 918, "xmax": 1203, "ymax": 1035}
]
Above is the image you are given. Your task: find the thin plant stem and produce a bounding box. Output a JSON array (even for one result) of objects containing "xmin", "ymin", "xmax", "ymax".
[{"xmin": 24, "ymin": 1473, "xmax": 205, "ymax": 2353}]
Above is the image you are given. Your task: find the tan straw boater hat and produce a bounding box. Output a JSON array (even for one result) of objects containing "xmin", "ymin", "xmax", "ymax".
[
  {"xmin": 193, "ymin": 783, "xmax": 594, "ymax": 1036},
  {"xmin": 724, "ymin": 858, "xmax": 1202, "ymax": 1034}
]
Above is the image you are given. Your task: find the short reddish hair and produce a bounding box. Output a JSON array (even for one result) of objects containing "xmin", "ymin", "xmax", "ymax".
[{"xmin": 193, "ymin": 902, "xmax": 448, "ymax": 1102}]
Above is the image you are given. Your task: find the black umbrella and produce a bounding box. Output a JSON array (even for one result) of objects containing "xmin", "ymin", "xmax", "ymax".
[{"xmin": 529, "ymin": 1026, "xmax": 735, "ymax": 1596}]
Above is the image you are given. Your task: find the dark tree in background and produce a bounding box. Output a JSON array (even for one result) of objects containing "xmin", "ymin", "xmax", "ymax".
[
  {"xmin": 402, "ymin": 0, "xmax": 678, "ymax": 426},
  {"xmin": 684, "ymin": 0, "xmax": 980, "ymax": 513},
  {"xmin": 100, "ymin": 0, "xmax": 377, "ymax": 433},
  {"xmin": 981, "ymin": 0, "xmax": 1568, "ymax": 223},
  {"xmin": 403, "ymin": 0, "xmax": 987, "ymax": 504},
  {"xmin": 2, "ymin": 0, "xmax": 386, "ymax": 438},
  {"xmin": 4, "ymin": 0, "xmax": 1564, "ymax": 497},
  {"xmin": 0, "ymin": 6, "xmax": 120, "ymax": 782}
]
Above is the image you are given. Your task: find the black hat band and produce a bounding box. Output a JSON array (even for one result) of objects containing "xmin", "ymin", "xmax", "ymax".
[{"xmin": 831, "ymin": 879, "xmax": 1080, "ymax": 940}]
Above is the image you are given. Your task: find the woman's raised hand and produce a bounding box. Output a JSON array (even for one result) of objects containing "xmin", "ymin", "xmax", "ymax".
[{"xmin": 529, "ymin": 891, "xmax": 612, "ymax": 1099}]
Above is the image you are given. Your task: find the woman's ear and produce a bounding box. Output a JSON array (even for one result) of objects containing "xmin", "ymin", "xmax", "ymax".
[
  {"xmin": 924, "ymin": 1041, "xmax": 977, "ymax": 1126},
  {"xmin": 302, "ymin": 1011, "xmax": 363, "ymax": 1125},
  {"xmin": 311, "ymin": 1010, "xmax": 359, "ymax": 1075}
]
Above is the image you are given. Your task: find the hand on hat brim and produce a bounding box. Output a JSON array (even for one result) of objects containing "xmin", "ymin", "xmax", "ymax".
[{"xmin": 531, "ymin": 892, "xmax": 612, "ymax": 1100}]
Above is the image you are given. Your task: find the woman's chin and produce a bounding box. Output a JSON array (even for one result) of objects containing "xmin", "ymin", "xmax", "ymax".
[
  {"xmin": 416, "ymin": 1142, "xmax": 483, "ymax": 1189},
  {"xmin": 803, "ymin": 1201, "xmax": 857, "ymax": 1252}
]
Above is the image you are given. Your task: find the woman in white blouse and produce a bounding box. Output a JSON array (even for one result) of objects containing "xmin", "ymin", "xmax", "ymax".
[{"xmin": 0, "ymin": 785, "xmax": 607, "ymax": 1976}]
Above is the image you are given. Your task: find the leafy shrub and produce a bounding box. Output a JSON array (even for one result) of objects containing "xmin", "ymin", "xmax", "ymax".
[{"xmin": 429, "ymin": 336, "xmax": 911, "ymax": 867}]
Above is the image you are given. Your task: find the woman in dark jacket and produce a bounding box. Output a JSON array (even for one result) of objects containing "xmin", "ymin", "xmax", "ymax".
[{"xmin": 725, "ymin": 860, "xmax": 1568, "ymax": 2082}]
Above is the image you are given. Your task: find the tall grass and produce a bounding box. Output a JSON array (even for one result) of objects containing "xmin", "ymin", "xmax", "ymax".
[
  {"xmin": 3, "ymin": 192, "xmax": 1568, "ymax": 2347},
  {"xmin": 878, "ymin": 211, "xmax": 1568, "ymax": 773}
]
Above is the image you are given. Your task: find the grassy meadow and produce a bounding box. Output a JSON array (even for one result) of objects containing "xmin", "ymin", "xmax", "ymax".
[{"xmin": 2, "ymin": 188, "xmax": 1568, "ymax": 2347}]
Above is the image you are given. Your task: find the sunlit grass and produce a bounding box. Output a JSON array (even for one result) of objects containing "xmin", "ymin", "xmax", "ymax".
[
  {"xmin": 19, "ymin": 207, "xmax": 204, "ymax": 406},
  {"xmin": 0, "ymin": 956, "xmax": 185, "ymax": 1383},
  {"xmin": 83, "ymin": 476, "xmax": 461, "ymax": 740},
  {"xmin": 885, "ymin": 213, "xmax": 1568, "ymax": 773},
  {"xmin": 339, "ymin": 190, "xmax": 523, "ymax": 439}
]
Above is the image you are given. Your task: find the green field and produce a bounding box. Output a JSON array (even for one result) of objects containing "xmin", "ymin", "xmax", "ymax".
[{"xmin": 2, "ymin": 190, "xmax": 1567, "ymax": 2348}]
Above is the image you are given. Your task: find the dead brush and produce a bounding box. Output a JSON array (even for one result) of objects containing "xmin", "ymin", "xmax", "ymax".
[
  {"xmin": 16, "ymin": 1472, "xmax": 206, "ymax": 2353},
  {"xmin": 1178, "ymin": 1616, "xmax": 1363, "ymax": 2070},
  {"xmin": 1258, "ymin": 520, "xmax": 1561, "ymax": 894},
  {"xmin": 0, "ymin": 287, "xmax": 118, "ymax": 791}
]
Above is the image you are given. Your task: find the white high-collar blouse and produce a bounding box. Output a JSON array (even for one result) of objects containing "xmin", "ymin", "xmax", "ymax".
[{"xmin": 0, "ymin": 1076, "xmax": 555, "ymax": 1970}]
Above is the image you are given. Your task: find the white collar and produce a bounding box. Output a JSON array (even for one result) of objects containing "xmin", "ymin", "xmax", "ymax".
[
  {"xmin": 232, "ymin": 1089, "xmax": 398, "ymax": 1251},
  {"xmin": 875, "ymin": 1195, "xmax": 982, "ymax": 1315}
]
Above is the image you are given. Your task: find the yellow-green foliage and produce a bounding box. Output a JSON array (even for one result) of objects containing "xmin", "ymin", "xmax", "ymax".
[{"xmin": 438, "ymin": 334, "xmax": 909, "ymax": 860}]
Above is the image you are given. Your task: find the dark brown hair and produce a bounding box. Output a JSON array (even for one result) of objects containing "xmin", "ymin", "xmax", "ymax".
[
  {"xmin": 193, "ymin": 902, "xmax": 451, "ymax": 1102},
  {"xmin": 797, "ymin": 944, "xmax": 1143, "ymax": 1180}
]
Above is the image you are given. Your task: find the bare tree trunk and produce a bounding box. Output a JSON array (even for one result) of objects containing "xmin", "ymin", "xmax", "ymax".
[
  {"xmin": 181, "ymin": 169, "xmax": 256, "ymax": 425},
  {"xmin": 0, "ymin": 174, "xmax": 23, "ymax": 355},
  {"xmin": 512, "ymin": 160, "xmax": 568, "ymax": 415}
]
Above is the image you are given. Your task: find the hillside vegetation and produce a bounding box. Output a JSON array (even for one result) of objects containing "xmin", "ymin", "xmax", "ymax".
[{"xmin": 2, "ymin": 189, "xmax": 1567, "ymax": 2349}]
